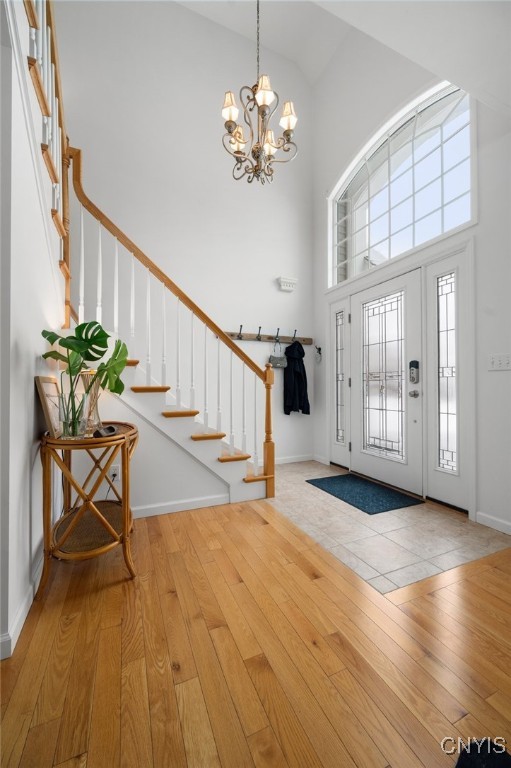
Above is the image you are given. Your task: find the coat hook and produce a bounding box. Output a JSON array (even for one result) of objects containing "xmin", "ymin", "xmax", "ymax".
[
  {"xmin": 293, "ymin": 329, "xmax": 297, "ymax": 341},
  {"xmin": 275, "ymin": 328, "xmax": 280, "ymax": 343},
  {"xmin": 315, "ymin": 345, "xmax": 322, "ymax": 362},
  {"xmin": 237, "ymin": 324, "xmax": 243, "ymax": 339},
  {"xmin": 256, "ymin": 326, "xmax": 262, "ymax": 341}
]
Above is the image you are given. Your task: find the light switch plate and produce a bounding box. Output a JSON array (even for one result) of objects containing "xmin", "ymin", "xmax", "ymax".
[{"xmin": 489, "ymin": 353, "xmax": 511, "ymax": 371}]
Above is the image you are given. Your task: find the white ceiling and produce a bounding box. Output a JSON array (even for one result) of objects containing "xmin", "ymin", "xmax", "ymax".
[{"xmin": 179, "ymin": 0, "xmax": 511, "ymax": 116}]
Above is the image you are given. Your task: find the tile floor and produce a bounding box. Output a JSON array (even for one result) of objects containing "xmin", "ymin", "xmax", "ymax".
[{"xmin": 271, "ymin": 461, "xmax": 511, "ymax": 593}]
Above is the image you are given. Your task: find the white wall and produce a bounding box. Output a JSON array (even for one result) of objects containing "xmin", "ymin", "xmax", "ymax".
[
  {"xmin": 311, "ymin": 26, "xmax": 511, "ymax": 533},
  {"xmin": 317, "ymin": 1, "xmax": 511, "ymax": 118},
  {"xmin": 1, "ymin": 0, "xmax": 65, "ymax": 658},
  {"xmin": 54, "ymin": 0, "xmax": 316, "ymax": 466},
  {"xmin": 472, "ymin": 103, "xmax": 511, "ymax": 532}
]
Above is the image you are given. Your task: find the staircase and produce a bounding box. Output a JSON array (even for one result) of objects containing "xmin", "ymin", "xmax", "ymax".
[
  {"xmin": 17, "ymin": 0, "xmax": 275, "ymax": 512},
  {"xmin": 118, "ymin": 359, "xmax": 273, "ymax": 505},
  {"xmin": 67, "ymin": 147, "xmax": 275, "ymax": 510}
]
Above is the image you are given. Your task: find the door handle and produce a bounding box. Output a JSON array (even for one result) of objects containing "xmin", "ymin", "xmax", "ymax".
[{"xmin": 408, "ymin": 390, "xmax": 420, "ymax": 398}]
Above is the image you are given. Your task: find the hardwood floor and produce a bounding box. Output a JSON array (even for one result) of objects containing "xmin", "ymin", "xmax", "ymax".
[{"xmin": 2, "ymin": 500, "xmax": 511, "ymax": 767}]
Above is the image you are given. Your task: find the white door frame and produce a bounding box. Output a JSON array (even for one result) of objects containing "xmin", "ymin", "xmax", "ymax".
[{"xmin": 325, "ymin": 233, "xmax": 476, "ymax": 519}]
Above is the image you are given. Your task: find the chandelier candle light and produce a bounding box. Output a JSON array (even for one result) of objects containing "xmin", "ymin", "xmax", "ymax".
[{"xmin": 221, "ymin": 0, "xmax": 298, "ymax": 184}]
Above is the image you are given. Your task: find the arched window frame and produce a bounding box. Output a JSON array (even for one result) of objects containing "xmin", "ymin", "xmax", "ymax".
[{"xmin": 327, "ymin": 82, "xmax": 476, "ymax": 288}]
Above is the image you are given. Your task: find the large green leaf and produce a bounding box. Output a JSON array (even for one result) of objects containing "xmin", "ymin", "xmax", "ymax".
[
  {"xmin": 96, "ymin": 340, "xmax": 128, "ymax": 394},
  {"xmin": 67, "ymin": 351, "xmax": 84, "ymax": 377},
  {"xmin": 42, "ymin": 350, "xmax": 68, "ymax": 365},
  {"xmin": 41, "ymin": 321, "xmax": 110, "ymax": 362},
  {"xmin": 42, "ymin": 329, "xmax": 63, "ymax": 346},
  {"xmin": 74, "ymin": 321, "xmax": 110, "ymax": 362},
  {"xmin": 42, "ymin": 322, "xmax": 127, "ymax": 399}
]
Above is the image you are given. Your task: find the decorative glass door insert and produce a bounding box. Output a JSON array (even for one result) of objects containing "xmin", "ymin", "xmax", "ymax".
[
  {"xmin": 336, "ymin": 310, "xmax": 346, "ymax": 444},
  {"xmin": 362, "ymin": 290, "xmax": 405, "ymax": 460},
  {"xmin": 350, "ymin": 269, "xmax": 422, "ymax": 495},
  {"xmin": 437, "ymin": 272, "xmax": 457, "ymax": 472}
]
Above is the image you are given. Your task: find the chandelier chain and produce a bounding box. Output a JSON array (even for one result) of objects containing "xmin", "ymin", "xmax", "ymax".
[
  {"xmin": 256, "ymin": 0, "xmax": 260, "ymax": 82},
  {"xmin": 220, "ymin": 0, "xmax": 297, "ymax": 184}
]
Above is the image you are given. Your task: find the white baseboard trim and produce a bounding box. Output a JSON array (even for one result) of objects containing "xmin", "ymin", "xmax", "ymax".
[
  {"xmin": 312, "ymin": 454, "xmax": 329, "ymax": 466},
  {"xmin": 0, "ymin": 563, "xmax": 40, "ymax": 660},
  {"xmin": 132, "ymin": 493, "xmax": 230, "ymax": 518},
  {"xmin": 275, "ymin": 454, "xmax": 314, "ymax": 465},
  {"xmin": 475, "ymin": 511, "xmax": 511, "ymax": 536}
]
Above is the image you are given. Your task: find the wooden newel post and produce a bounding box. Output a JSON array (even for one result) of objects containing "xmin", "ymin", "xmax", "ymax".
[{"xmin": 263, "ymin": 363, "xmax": 275, "ymax": 497}]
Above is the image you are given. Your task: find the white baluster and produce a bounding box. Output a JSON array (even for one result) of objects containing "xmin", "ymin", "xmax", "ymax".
[
  {"xmin": 40, "ymin": 0, "xmax": 47, "ymax": 91},
  {"xmin": 29, "ymin": 26, "xmax": 37, "ymax": 60},
  {"xmin": 51, "ymin": 183, "xmax": 59, "ymax": 213},
  {"xmin": 96, "ymin": 223, "xmax": 102, "ymax": 324},
  {"xmin": 50, "ymin": 64, "xmax": 56, "ymax": 162},
  {"xmin": 42, "ymin": 26, "xmax": 51, "ymax": 145},
  {"xmin": 44, "ymin": 25, "xmax": 50, "ymax": 101},
  {"xmin": 161, "ymin": 284, "xmax": 167, "ymax": 387},
  {"xmin": 216, "ymin": 338, "xmax": 222, "ymax": 432},
  {"xmin": 54, "ymin": 100, "xmax": 60, "ymax": 172},
  {"xmin": 46, "ymin": 53, "xmax": 54, "ymax": 154},
  {"xmin": 229, "ymin": 351, "xmax": 234, "ymax": 453},
  {"xmin": 130, "ymin": 255, "xmax": 135, "ymax": 339},
  {"xmin": 241, "ymin": 365, "xmax": 247, "ymax": 454},
  {"xmin": 190, "ymin": 313, "xmax": 195, "ymax": 409},
  {"xmin": 113, "ymin": 239, "xmax": 119, "ymax": 339},
  {"xmin": 55, "ymin": 99, "xmax": 62, "ymax": 192},
  {"xmin": 78, "ymin": 206, "xmax": 84, "ymax": 324},
  {"xmin": 253, "ymin": 373, "xmax": 259, "ymax": 476},
  {"xmin": 203, "ymin": 325, "xmax": 209, "ymax": 430},
  {"xmin": 176, "ymin": 299, "xmax": 181, "ymax": 408},
  {"xmin": 146, "ymin": 271, "xmax": 151, "ymax": 385},
  {"xmin": 35, "ymin": 0, "xmax": 43, "ymax": 68}
]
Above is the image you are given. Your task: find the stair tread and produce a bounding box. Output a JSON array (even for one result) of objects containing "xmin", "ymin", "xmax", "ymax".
[
  {"xmin": 131, "ymin": 385, "xmax": 170, "ymax": 393},
  {"xmin": 162, "ymin": 410, "xmax": 199, "ymax": 418},
  {"xmin": 191, "ymin": 433, "xmax": 226, "ymax": 441},
  {"xmin": 218, "ymin": 453, "xmax": 251, "ymax": 463},
  {"xmin": 243, "ymin": 474, "xmax": 274, "ymax": 483}
]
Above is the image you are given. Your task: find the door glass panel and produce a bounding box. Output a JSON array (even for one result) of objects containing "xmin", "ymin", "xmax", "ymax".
[
  {"xmin": 336, "ymin": 310, "xmax": 345, "ymax": 443},
  {"xmin": 437, "ymin": 272, "xmax": 457, "ymax": 471},
  {"xmin": 362, "ymin": 291, "xmax": 405, "ymax": 459}
]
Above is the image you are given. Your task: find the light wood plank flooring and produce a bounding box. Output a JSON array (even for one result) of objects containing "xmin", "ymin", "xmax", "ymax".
[{"xmin": 2, "ymin": 500, "xmax": 511, "ymax": 767}]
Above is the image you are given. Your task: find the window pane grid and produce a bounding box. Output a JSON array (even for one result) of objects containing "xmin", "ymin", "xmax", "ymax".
[
  {"xmin": 350, "ymin": 151, "xmax": 470, "ymax": 243},
  {"xmin": 332, "ymin": 88, "xmax": 471, "ymax": 284},
  {"xmin": 437, "ymin": 272, "xmax": 457, "ymax": 472}
]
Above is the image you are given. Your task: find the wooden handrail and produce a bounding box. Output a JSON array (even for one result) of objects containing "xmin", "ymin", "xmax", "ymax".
[
  {"xmin": 68, "ymin": 147, "xmax": 266, "ymax": 382},
  {"xmin": 46, "ymin": 1, "xmax": 67, "ymax": 155}
]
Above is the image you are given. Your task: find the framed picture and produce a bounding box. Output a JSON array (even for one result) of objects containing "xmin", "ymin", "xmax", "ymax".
[{"xmin": 35, "ymin": 376, "xmax": 61, "ymax": 438}]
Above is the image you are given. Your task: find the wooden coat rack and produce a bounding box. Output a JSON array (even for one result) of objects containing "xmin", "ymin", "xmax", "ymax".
[{"xmin": 226, "ymin": 327, "xmax": 313, "ymax": 346}]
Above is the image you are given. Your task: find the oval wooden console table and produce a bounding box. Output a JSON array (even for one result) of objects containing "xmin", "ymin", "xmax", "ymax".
[{"xmin": 36, "ymin": 421, "xmax": 139, "ymax": 599}]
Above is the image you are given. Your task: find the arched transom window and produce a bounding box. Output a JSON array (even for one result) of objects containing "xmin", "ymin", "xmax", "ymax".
[{"xmin": 331, "ymin": 86, "xmax": 471, "ymax": 285}]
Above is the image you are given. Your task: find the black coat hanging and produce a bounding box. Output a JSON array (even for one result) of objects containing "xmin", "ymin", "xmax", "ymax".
[{"xmin": 283, "ymin": 341, "xmax": 310, "ymax": 415}]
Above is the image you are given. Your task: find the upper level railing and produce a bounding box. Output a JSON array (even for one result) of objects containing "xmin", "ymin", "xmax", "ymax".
[
  {"xmin": 21, "ymin": 0, "xmax": 275, "ymax": 494},
  {"xmin": 23, "ymin": 0, "xmax": 72, "ymax": 325}
]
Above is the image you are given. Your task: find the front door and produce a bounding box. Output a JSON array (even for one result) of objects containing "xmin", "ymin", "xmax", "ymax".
[{"xmin": 350, "ymin": 269, "xmax": 423, "ymax": 495}]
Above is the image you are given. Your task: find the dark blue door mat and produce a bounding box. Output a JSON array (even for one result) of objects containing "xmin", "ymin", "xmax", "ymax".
[
  {"xmin": 306, "ymin": 473, "xmax": 424, "ymax": 514},
  {"xmin": 455, "ymin": 740, "xmax": 511, "ymax": 766}
]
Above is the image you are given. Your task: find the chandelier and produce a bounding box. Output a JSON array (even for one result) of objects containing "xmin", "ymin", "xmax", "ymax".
[{"xmin": 221, "ymin": 0, "xmax": 298, "ymax": 184}]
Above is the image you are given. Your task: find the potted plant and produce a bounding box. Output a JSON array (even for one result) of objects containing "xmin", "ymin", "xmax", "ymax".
[{"xmin": 41, "ymin": 321, "xmax": 128, "ymax": 437}]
